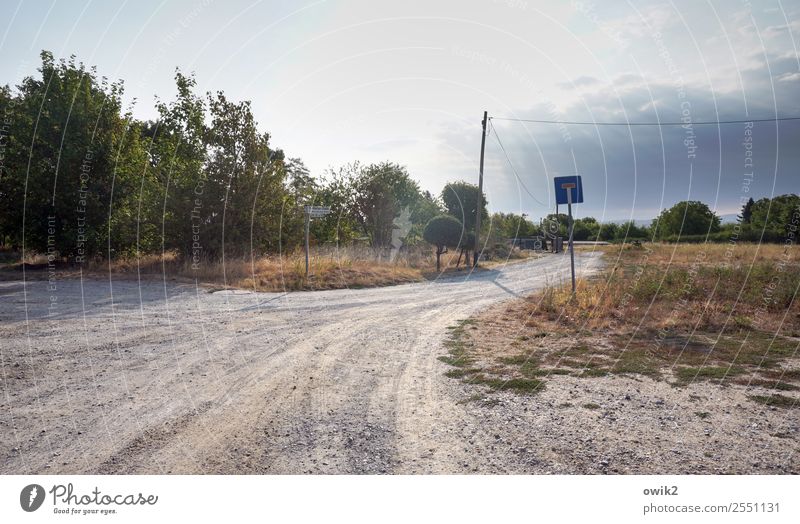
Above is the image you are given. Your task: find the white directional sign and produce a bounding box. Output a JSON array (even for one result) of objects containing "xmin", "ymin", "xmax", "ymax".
[{"xmin": 304, "ymin": 206, "xmax": 331, "ymax": 218}]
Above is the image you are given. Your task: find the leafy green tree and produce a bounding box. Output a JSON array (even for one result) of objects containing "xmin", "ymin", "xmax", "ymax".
[
  {"xmin": 150, "ymin": 71, "xmax": 210, "ymax": 259},
  {"xmin": 740, "ymin": 197, "xmax": 754, "ymax": 224},
  {"xmin": 441, "ymin": 181, "xmax": 487, "ymax": 235},
  {"xmin": 571, "ymin": 218, "xmax": 598, "ymax": 241},
  {"xmin": 0, "ymin": 51, "xmax": 146, "ymax": 260},
  {"xmin": 280, "ymin": 157, "xmax": 317, "ymax": 250},
  {"xmin": 489, "ymin": 212, "xmax": 540, "ymax": 239},
  {"xmin": 405, "ymin": 190, "xmax": 443, "ymax": 245},
  {"xmin": 352, "ymin": 162, "xmax": 419, "ymax": 248},
  {"xmin": 203, "ymin": 90, "xmax": 286, "ymax": 257},
  {"xmin": 423, "ymin": 214, "xmax": 465, "ymax": 271},
  {"xmin": 651, "ymin": 201, "xmax": 721, "ymax": 239},
  {"xmin": 597, "ymin": 221, "xmax": 619, "ymax": 241},
  {"xmin": 615, "ymin": 220, "xmax": 649, "ymax": 240},
  {"xmin": 749, "ymin": 194, "xmax": 800, "ymax": 237},
  {"xmin": 310, "ymin": 163, "xmax": 360, "ymax": 245},
  {"xmin": 543, "ymin": 213, "xmax": 569, "ymax": 237}
]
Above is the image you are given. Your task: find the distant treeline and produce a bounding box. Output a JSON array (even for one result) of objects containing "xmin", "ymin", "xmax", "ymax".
[
  {"xmin": 537, "ymin": 195, "xmax": 800, "ymax": 244},
  {"xmin": 0, "ymin": 52, "xmax": 797, "ymax": 263}
]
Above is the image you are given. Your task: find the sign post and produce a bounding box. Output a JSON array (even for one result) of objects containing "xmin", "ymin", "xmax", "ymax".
[
  {"xmin": 303, "ymin": 206, "xmax": 331, "ymax": 277},
  {"xmin": 565, "ymin": 185, "xmax": 576, "ymax": 294},
  {"xmin": 553, "ymin": 176, "xmax": 584, "ymax": 294}
]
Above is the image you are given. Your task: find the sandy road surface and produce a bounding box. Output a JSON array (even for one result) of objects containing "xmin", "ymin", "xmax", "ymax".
[{"xmin": 0, "ymin": 253, "xmax": 602, "ymax": 474}]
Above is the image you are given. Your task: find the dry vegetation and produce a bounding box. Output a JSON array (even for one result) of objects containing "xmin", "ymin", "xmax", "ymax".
[
  {"xmin": 441, "ymin": 243, "xmax": 800, "ymax": 408},
  {"xmin": 1, "ymin": 244, "xmax": 530, "ymax": 292}
]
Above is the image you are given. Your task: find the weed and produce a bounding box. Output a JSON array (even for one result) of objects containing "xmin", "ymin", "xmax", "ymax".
[{"xmin": 748, "ymin": 394, "xmax": 798, "ymax": 408}]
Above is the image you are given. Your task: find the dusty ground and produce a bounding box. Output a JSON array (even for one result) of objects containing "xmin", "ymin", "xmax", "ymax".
[{"xmin": 1, "ymin": 250, "xmax": 795, "ymax": 474}]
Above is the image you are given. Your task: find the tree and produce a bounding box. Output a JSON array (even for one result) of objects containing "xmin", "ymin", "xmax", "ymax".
[
  {"xmin": 0, "ymin": 51, "xmax": 148, "ymax": 260},
  {"xmin": 441, "ymin": 181, "xmax": 487, "ymax": 235},
  {"xmin": 489, "ymin": 212, "xmax": 540, "ymax": 240},
  {"xmin": 616, "ymin": 220, "xmax": 649, "ymax": 240},
  {"xmin": 202, "ymin": 90, "xmax": 286, "ymax": 257},
  {"xmin": 740, "ymin": 197, "xmax": 754, "ymax": 224},
  {"xmin": 405, "ymin": 190, "xmax": 443, "ymax": 245},
  {"xmin": 749, "ymin": 194, "xmax": 800, "ymax": 238},
  {"xmin": 598, "ymin": 222, "xmax": 620, "ymax": 241},
  {"xmin": 352, "ymin": 162, "xmax": 420, "ymax": 248},
  {"xmin": 423, "ymin": 215, "xmax": 465, "ymax": 271},
  {"xmin": 571, "ymin": 218, "xmax": 598, "ymax": 241},
  {"xmin": 651, "ymin": 201, "xmax": 721, "ymax": 239},
  {"xmin": 543, "ymin": 213, "xmax": 569, "ymax": 237}
]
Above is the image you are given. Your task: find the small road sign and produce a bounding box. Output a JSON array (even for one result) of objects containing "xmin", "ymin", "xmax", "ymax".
[
  {"xmin": 553, "ymin": 176, "xmax": 584, "ymax": 294},
  {"xmin": 304, "ymin": 205, "xmax": 331, "ymax": 218},
  {"xmin": 303, "ymin": 206, "xmax": 332, "ymax": 277},
  {"xmin": 554, "ymin": 175, "xmax": 584, "ymax": 205}
]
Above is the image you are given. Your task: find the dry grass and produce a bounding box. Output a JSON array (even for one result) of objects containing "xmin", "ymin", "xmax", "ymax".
[
  {"xmin": 2, "ymin": 244, "xmax": 532, "ymax": 292},
  {"xmin": 440, "ymin": 242, "xmax": 800, "ymax": 406}
]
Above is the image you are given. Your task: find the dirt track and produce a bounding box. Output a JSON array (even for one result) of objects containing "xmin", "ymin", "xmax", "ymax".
[{"xmin": 0, "ymin": 253, "xmax": 610, "ymax": 474}]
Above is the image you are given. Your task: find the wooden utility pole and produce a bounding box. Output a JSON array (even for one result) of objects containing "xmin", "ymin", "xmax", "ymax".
[{"xmin": 474, "ymin": 111, "xmax": 487, "ymax": 267}]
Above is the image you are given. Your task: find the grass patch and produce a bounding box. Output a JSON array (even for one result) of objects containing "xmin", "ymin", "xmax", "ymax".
[
  {"xmin": 694, "ymin": 411, "xmax": 711, "ymax": 419},
  {"xmin": 444, "ymin": 368, "xmax": 481, "ymax": 379},
  {"xmin": 748, "ymin": 394, "xmax": 799, "ymax": 408},
  {"xmin": 583, "ymin": 402, "xmax": 601, "ymax": 410},
  {"xmin": 673, "ymin": 365, "xmax": 744, "ymax": 385},
  {"xmin": 611, "ymin": 352, "xmax": 660, "ymax": 377},
  {"xmin": 580, "ymin": 368, "xmax": 609, "ymax": 378},
  {"xmin": 439, "ymin": 244, "xmax": 800, "ymax": 400},
  {"xmin": 740, "ymin": 378, "xmax": 799, "ymax": 391},
  {"xmin": 481, "ymin": 377, "xmax": 545, "ymax": 394}
]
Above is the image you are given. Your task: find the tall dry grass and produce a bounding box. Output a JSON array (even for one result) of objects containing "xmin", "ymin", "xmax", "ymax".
[
  {"xmin": 534, "ymin": 242, "xmax": 800, "ymax": 335},
  {"xmin": 70, "ymin": 244, "xmax": 500, "ymax": 291}
]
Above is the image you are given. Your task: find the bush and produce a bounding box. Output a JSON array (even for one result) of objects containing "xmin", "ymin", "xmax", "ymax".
[{"xmin": 423, "ymin": 215, "xmax": 466, "ymax": 270}]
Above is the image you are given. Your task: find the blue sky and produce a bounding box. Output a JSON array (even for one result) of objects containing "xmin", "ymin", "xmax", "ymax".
[{"xmin": 2, "ymin": 0, "xmax": 799, "ymax": 222}]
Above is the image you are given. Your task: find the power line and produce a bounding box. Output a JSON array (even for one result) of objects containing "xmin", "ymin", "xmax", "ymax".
[
  {"xmin": 490, "ymin": 116, "xmax": 800, "ymax": 126},
  {"xmin": 488, "ymin": 120, "xmax": 547, "ymax": 207}
]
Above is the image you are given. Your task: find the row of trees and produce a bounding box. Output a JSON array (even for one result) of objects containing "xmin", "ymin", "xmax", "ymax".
[
  {"xmin": 493, "ymin": 196, "xmax": 798, "ymax": 245},
  {"xmin": 0, "ymin": 52, "xmax": 797, "ymax": 265},
  {"xmin": 0, "ymin": 52, "xmax": 486, "ymax": 262}
]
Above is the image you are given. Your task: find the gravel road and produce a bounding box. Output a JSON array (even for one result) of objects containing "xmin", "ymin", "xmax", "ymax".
[{"xmin": 1, "ymin": 253, "xmax": 605, "ymax": 474}]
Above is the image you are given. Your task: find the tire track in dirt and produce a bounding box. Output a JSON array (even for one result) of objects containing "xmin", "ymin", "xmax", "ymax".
[{"xmin": 2, "ymin": 254, "xmax": 603, "ymax": 474}]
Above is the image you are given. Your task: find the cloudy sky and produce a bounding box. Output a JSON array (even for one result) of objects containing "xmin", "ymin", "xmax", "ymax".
[{"xmin": 2, "ymin": 0, "xmax": 798, "ymax": 222}]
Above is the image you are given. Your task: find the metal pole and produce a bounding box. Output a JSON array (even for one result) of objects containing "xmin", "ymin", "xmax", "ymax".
[
  {"xmin": 555, "ymin": 203, "xmax": 559, "ymax": 253},
  {"xmin": 474, "ymin": 111, "xmax": 487, "ymax": 267},
  {"xmin": 304, "ymin": 211, "xmax": 310, "ymax": 277},
  {"xmin": 567, "ymin": 189, "xmax": 576, "ymax": 294}
]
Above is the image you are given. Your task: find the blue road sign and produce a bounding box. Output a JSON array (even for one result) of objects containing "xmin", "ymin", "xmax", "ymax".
[{"xmin": 554, "ymin": 175, "xmax": 584, "ymax": 205}]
